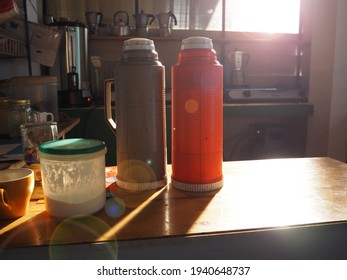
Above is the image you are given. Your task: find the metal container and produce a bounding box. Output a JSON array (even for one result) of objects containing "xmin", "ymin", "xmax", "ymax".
[
  {"xmin": 50, "ymin": 21, "xmax": 90, "ymax": 99},
  {"xmin": 171, "ymin": 37, "xmax": 224, "ymax": 192},
  {"xmin": 105, "ymin": 38, "xmax": 167, "ymax": 191},
  {"xmin": 112, "ymin": 11, "xmax": 130, "ymax": 36}
]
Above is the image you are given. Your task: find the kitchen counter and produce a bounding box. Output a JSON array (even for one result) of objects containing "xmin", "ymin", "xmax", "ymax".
[
  {"xmin": 61, "ymin": 102, "xmax": 314, "ymax": 117},
  {"xmin": 223, "ymin": 102, "xmax": 313, "ymax": 117},
  {"xmin": 1, "ymin": 157, "xmax": 347, "ymax": 259}
]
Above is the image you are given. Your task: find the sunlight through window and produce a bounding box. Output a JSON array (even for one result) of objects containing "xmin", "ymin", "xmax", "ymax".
[
  {"xmin": 173, "ymin": 0, "xmax": 301, "ymax": 34},
  {"xmin": 225, "ymin": 0, "xmax": 301, "ymax": 33}
]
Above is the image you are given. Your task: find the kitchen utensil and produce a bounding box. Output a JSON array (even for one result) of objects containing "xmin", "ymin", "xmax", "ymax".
[
  {"xmin": 39, "ymin": 138, "xmax": 107, "ymax": 217},
  {"xmin": 0, "ymin": 168, "xmax": 34, "ymax": 219},
  {"xmin": 228, "ymin": 50, "xmax": 250, "ymax": 86},
  {"xmin": 112, "ymin": 11, "xmax": 130, "ymax": 36},
  {"xmin": 8, "ymin": 99, "xmax": 40, "ymax": 139},
  {"xmin": 85, "ymin": 11, "xmax": 103, "ymax": 35},
  {"xmin": 105, "ymin": 38, "xmax": 167, "ymax": 191},
  {"xmin": 49, "ymin": 20, "xmax": 91, "ymax": 107},
  {"xmin": 157, "ymin": 11, "xmax": 177, "ymax": 37},
  {"xmin": 38, "ymin": 112, "xmax": 54, "ymax": 122},
  {"xmin": 171, "ymin": 37, "xmax": 223, "ymax": 192},
  {"xmin": 20, "ymin": 122, "xmax": 58, "ymax": 183},
  {"xmin": 133, "ymin": 11, "xmax": 155, "ymax": 36}
]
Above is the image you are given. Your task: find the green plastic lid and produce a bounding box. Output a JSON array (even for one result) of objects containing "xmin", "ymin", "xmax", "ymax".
[{"xmin": 39, "ymin": 138, "xmax": 106, "ymax": 155}]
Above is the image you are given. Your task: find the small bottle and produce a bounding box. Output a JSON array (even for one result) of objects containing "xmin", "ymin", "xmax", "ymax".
[
  {"xmin": 8, "ymin": 99, "xmax": 39, "ymax": 138},
  {"xmin": 171, "ymin": 37, "xmax": 223, "ymax": 192}
]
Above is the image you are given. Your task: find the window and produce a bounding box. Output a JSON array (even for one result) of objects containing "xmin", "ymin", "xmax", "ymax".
[
  {"xmin": 167, "ymin": 0, "xmax": 301, "ymax": 34},
  {"xmin": 225, "ymin": 0, "xmax": 301, "ymax": 33}
]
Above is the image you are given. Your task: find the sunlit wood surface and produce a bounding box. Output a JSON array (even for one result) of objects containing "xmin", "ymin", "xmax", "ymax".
[{"xmin": 1, "ymin": 157, "xmax": 347, "ymax": 250}]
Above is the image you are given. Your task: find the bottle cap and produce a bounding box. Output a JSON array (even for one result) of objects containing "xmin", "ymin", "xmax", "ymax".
[
  {"xmin": 39, "ymin": 138, "xmax": 106, "ymax": 155},
  {"xmin": 10, "ymin": 99, "xmax": 30, "ymax": 106},
  {"xmin": 181, "ymin": 36, "xmax": 213, "ymax": 50},
  {"xmin": 123, "ymin": 38, "xmax": 155, "ymax": 50}
]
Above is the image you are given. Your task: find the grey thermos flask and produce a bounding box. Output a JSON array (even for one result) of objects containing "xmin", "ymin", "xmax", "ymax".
[{"xmin": 105, "ymin": 38, "xmax": 167, "ymax": 190}]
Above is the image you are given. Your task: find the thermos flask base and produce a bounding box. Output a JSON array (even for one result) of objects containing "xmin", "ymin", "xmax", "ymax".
[
  {"xmin": 171, "ymin": 177, "xmax": 223, "ymax": 192},
  {"xmin": 116, "ymin": 177, "xmax": 168, "ymax": 191}
]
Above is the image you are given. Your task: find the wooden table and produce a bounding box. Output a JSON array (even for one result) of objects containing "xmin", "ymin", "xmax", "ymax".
[{"xmin": 1, "ymin": 157, "xmax": 347, "ymax": 260}]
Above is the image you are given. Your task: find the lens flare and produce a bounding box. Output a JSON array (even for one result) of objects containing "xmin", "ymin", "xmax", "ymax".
[
  {"xmin": 184, "ymin": 99, "xmax": 199, "ymax": 113},
  {"xmin": 49, "ymin": 215, "xmax": 118, "ymax": 259},
  {"xmin": 105, "ymin": 196, "xmax": 126, "ymax": 218}
]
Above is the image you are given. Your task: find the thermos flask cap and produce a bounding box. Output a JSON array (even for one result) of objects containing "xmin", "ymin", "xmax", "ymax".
[
  {"xmin": 181, "ymin": 36, "xmax": 213, "ymax": 50},
  {"xmin": 123, "ymin": 38, "xmax": 155, "ymax": 50}
]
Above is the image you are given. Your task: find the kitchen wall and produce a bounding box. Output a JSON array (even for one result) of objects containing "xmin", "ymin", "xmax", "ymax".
[{"xmin": 305, "ymin": 0, "xmax": 347, "ymax": 162}]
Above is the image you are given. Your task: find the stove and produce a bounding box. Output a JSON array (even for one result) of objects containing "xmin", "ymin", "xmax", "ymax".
[{"xmin": 224, "ymin": 87, "xmax": 308, "ymax": 103}]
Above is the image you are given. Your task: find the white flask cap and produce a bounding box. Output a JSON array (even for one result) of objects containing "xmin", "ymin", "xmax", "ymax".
[
  {"xmin": 181, "ymin": 36, "xmax": 213, "ymax": 50},
  {"xmin": 123, "ymin": 38, "xmax": 155, "ymax": 50}
]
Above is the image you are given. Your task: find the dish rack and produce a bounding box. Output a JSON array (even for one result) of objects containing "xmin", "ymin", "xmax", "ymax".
[{"xmin": 0, "ymin": 34, "xmax": 26, "ymax": 57}]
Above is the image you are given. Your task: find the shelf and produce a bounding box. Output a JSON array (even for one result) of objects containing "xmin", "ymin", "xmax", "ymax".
[
  {"xmin": 0, "ymin": 35, "xmax": 26, "ymax": 57},
  {"xmin": 90, "ymin": 35, "xmax": 184, "ymax": 42},
  {"xmin": 89, "ymin": 30, "xmax": 303, "ymax": 44}
]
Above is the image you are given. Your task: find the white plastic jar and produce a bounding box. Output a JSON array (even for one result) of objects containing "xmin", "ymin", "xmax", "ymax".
[{"xmin": 39, "ymin": 138, "xmax": 107, "ymax": 217}]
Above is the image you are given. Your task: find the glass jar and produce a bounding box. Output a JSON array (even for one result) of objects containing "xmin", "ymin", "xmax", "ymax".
[{"xmin": 8, "ymin": 99, "xmax": 39, "ymax": 138}]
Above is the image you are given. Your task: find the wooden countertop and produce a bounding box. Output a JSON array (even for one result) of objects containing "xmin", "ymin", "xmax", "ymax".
[{"xmin": 1, "ymin": 157, "xmax": 347, "ymax": 258}]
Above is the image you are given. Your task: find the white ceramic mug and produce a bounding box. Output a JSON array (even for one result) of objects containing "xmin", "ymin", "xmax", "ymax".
[
  {"xmin": 0, "ymin": 168, "xmax": 34, "ymax": 219},
  {"xmin": 38, "ymin": 112, "xmax": 54, "ymax": 122}
]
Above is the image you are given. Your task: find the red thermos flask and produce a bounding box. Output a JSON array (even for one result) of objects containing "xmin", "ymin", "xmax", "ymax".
[{"xmin": 171, "ymin": 37, "xmax": 223, "ymax": 192}]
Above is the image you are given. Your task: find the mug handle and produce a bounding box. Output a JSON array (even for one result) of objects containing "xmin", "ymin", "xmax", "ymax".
[
  {"xmin": 47, "ymin": 113, "xmax": 54, "ymax": 122},
  {"xmin": 0, "ymin": 188, "xmax": 10, "ymax": 208}
]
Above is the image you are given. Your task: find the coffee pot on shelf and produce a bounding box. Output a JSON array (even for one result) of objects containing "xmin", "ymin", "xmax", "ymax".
[
  {"xmin": 85, "ymin": 11, "xmax": 103, "ymax": 35},
  {"xmin": 156, "ymin": 11, "xmax": 177, "ymax": 37},
  {"xmin": 133, "ymin": 10, "xmax": 155, "ymax": 36},
  {"xmin": 228, "ymin": 50, "xmax": 250, "ymax": 87}
]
